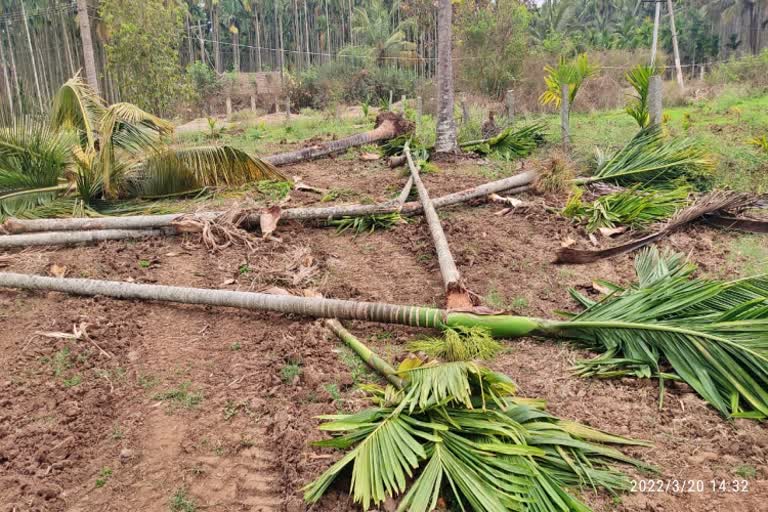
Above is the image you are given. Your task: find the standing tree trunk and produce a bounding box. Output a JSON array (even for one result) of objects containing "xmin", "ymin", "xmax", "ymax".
[
  {"xmin": 212, "ymin": 5, "xmax": 222, "ymax": 73},
  {"xmin": 59, "ymin": 1, "xmax": 76, "ymax": 76},
  {"xmin": 405, "ymin": 145, "xmax": 471, "ymax": 309},
  {"xmin": 232, "ymin": 27, "xmax": 240, "ymax": 72},
  {"xmin": 198, "ymin": 21, "xmax": 206, "ymax": 63},
  {"xmin": 20, "ymin": 2, "xmax": 43, "ymax": 111},
  {"xmin": 560, "ymin": 83, "xmax": 570, "ymax": 150},
  {"xmin": 434, "ymin": 0, "xmax": 457, "ymax": 154},
  {"xmin": 5, "ymin": 21, "xmax": 20, "ymax": 114},
  {"xmin": 277, "ymin": 7, "xmax": 285, "ymax": 81},
  {"xmin": 665, "ymin": 0, "xmax": 685, "ymax": 90},
  {"xmin": 0, "ymin": 28, "xmax": 14, "ymax": 118},
  {"xmin": 185, "ymin": 12, "xmax": 195, "ymax": 66},
  {"xmin": 254, "ymin": 14, "xmax": 262, "ymax": 71},
  {"xmin": 324, "ymin": 0, "xmax": 332, "ymax": 63},
  {"xmin": 76, "ymin": 0, "xmax": 100, "ymax": 94},
  {"xmin": 650, "ymin": 0, "xmax": 661, "ymax": 67},
  {"xmin": 304, "ymin": 0, "xmax": 311, "ymax": 67}
]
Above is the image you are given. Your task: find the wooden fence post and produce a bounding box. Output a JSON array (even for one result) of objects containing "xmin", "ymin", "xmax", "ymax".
[
  {"xmin": 285, "ymin": 97, "xmax": 291, "ymax": 120},
  {"xmin": 416, "ymin": 96, "xmax": 423, "ymax": 132},
  {"xmin": 460, "ymin": 94, "xmax": 470, "ymax": 126},
  {"xmin": 505, "ymin": 89, "xmax": 514, "ymax": 124},
  {"xmin": 560, "ymin": 84, "xmax": 570, "ymax": 150}
]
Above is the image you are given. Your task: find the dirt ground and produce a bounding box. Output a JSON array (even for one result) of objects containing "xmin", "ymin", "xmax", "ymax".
[{"xmin": 0, "ymin": 153, "xmax": 766, "ymax": 512}]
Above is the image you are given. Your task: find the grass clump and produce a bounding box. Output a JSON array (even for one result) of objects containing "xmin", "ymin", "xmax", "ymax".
[
  {"xmin": 154, "ymin": 381, "xmax": 203, "ymax": 409},
  {"xmin": 95, "ymin": 467, "xmax": 112, "ymax": 488},
  {"xmin": 280, "ymin": 363, "xmax": 302, "ymax": 383},
  {"xmin": 169, "ymin": 487, "xmax": 197, "ymax": 512},
  {"xmin": 408, "ymin": 326, "xmax": 503, "ymax": 362}
]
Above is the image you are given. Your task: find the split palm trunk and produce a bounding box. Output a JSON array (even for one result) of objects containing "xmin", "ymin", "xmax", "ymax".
[
  {"xmin": 405, "ymin": 145, "xmax": 471, "ymax": 309},
  {"xmin": 263, "ymin": 112, "xmax": 413, "ymax": 167}
]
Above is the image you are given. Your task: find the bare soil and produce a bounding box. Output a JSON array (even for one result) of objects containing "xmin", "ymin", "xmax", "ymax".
[{"xmin": 0, "ymin": 155, "xmax": 766, "ymax": 512}]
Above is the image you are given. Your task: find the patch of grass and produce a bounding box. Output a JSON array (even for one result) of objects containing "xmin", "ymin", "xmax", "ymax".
[
  {"xmin": 338, "ymin": 347, "xmax": 374, "ymax": 384},
  {"xmin": 169, "ymin": 487, "xmax": 197, "ymax": 512},
  {"xmin": 280, "ymin": 363, "xmax": 302, "ymax": 383},
  {"xmin": 62, "ymin": 374, "xmax": 82, "ymax": 388},
  {"xmin": 138, "ymin": 373, "xmax": 158, "ymax": 389},
  {"xmin": 51, "ymin": 347, "xmax": 72, "ymax": 377},
  {"xmin": 256, "ymin": 180, "xmax": 292, "ymax": 201},
  {"xmin": 237, "ymin": 264, "xmax": 252, "ymax": 275},
  {"xmin": 111, "ymin": 425, "xmax": 124, "ymax": 440},
  {"xmin": 95, "ymin": 467, "xmax": 112, "ymax": 488},
  {"xmin": 728, "ymin": 235, "xmax": 768, "ymax": 276},
  {"xmin": 137, "ymin": 259, "xmax": 151, "ymax": 269},
  {"xmin": 321, "ymin": 188, "xmax": 359, "ymax": 202},
  {"xmin": 230, "ymin": 341, "xmax": 242, "ymax": 351},
  {"xmin": 734, "ymin": 464, "xmax": 757, "ymax": 479},
  {"xmin": 154, "ymin": 381, "xmax": 203, "ymax": 409},
  {"xmin": 223, "ymin": 400, "xmax": 238, "ymax": 420},
  {"xmin": 324, "ymin": 383, "xmax": 342, "ymax": 406}
]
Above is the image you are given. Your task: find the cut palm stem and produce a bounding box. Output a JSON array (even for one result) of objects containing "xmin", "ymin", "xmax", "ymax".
[
  {"xmin": 324, "ymin": 319, "xmax": 404, "ymax": 388},
  {"xmin": 0, "ymin": 227, "xmax": 176, "ymax": 247},
  {"xmin": 1, "ymin": 172, "xmax": 535, "ymax": 235},
  {"xmin": 405, "ymin": 143, "xmax": 471, "ymax": 309}
]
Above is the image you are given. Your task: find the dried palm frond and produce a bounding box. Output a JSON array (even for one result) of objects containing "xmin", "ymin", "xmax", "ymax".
[
  {"xmin": 49, "ymin": 74, "xmax": 106, "ymax": 150},
  {"xmin": 556, "ymin": 191, "xmax": 749, "ymax": 263}
]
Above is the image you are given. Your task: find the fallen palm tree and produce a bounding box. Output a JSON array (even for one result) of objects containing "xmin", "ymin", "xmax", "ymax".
[
  {"xmin": 405, "ymin": 144, "xmax": 472, "ymax": 308},
  {"xmin": 311, "ymin": 322, "xmax": 650, "ymax": 512},
  {"xmin": 0, "ymin": 172, "xmax": 535, "ymax": 247},
  {"xmin": 3, "ymin": 251, "xmax": 767, "ymax": 419},
  {"xmin": 556, "ymin": 191, "xmax": 757, "ymax": 264},
  {"xmin": 263, "ymin": 112, "xmax": 413, "ymax": 167}
]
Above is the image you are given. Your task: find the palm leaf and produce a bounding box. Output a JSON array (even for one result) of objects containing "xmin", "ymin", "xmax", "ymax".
[
  {"xmin": 407, "ymin": 326, "xmax": 503, "ymax": 362},
  {"xmin": 464, "ymin": 124, "xmax": 547, "ymax": 160},
  {"xmin": 589, "ymin": 126, "xmax": 714, "ymax": 186},
  {"xmin": 50, "ymin": 74, "xmax": 105, "ymax": 150},
  {"xmin": 553, "ymin": 248, "xmax": 768, "ymax": 419},
  {"xmin": 625, "ymin": 64, "xmax": 656, "ymax": 128},
  {"xmin": 139, "ymin": 146, "xmax": 287, "ymax": 197}
]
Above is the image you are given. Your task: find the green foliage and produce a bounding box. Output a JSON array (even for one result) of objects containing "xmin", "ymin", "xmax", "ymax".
[
  {"xmin": 591, "ymin": 126, "xmax": 715, "ymax": 186},
  {"xmin": 95, "ymin": 468, "xmax": 113, "ymax": 488},
  {"xmin": 153, "ymin": 382, "xmax": 203, "ymax": 409},
  {"xmin": 464, "ymin": 124, "xmax": 547, "ymax": 160},
  {"xmin": 256, "ymin": 179, "xmax": 292, "ymax": 201},
  {"xmin": 709, "ymin": 50, "xmax": 768, "ymax": 88},
  {"xmin": 562, "ymin": 185, "xmax": 691, "ymax": 232},
  {"xmin": 99, "ymin": 0, "xmax": 188, "ymax": 116},
  {"xmin": 564, "ymin": 248, "xmax": 768, "ymax": 419},
  {"xmin": 304, "ymin": 359, "xmax": 649, "ymax": 511},
  {"xmin": 540, "ymin": 54, "xmax": 598, "ymax": 108},
  {"xmin": 456, "ymin": 0, "xmax": 530, "ymax": 97},
  {"xmin": 749, "ymin": 135, "xmax": 768, "ymax": 153},
  {"xmin": 329, "ymin": 212, "xmax": 403, "ymax": 236},
  {"xmin": 280, "ymin": 363, "xmax": 302, "ymax": 383},
  {"xmin": 346, "ymin": 0, "xmax": 416, "ymax": 66},
  {"xmin": 169, "ymin": 487, "xmax": 197, "ymax": 512},
  {"xmin": 408, "ymin": 326, "xmax": 503, "ymax": 362},
  {"xmin": 625, "ymin": 64, "xmax": 656, "ymax": 128},
  {"xmin": 185, "ymin": 62, "xmax": 220, "ymax": 113}
]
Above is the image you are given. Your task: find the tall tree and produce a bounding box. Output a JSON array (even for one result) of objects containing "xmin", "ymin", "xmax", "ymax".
[
  {"xmin": 435, "ymin": 0, "xmax": 457, "ymax": 154},
  {"xmin": 20, "ymin": 1, "xmax": 43, "ymax": 110},
  {"xmin": 77, "ymin": 0, "xmax": 100, "ymax": 94},
  {"xmin": 0, "ymin": 26, "xmax": 13, "ymax": 118}
]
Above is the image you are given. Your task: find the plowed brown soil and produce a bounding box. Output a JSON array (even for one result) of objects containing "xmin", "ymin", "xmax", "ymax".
[{"xmin": 0, "ymin": 155, "xmax": 765, "ymax": 512}]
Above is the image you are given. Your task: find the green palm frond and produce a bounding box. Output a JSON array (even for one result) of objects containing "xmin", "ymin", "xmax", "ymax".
[
  {"xmin": 539, "ymin": 54, "xmax": 598, "ymax": 108},
  {"xmin": 50, "ymin": 74, "xmax": 105, "ymax": 150},
  {"xmin": 0, "ymin": 120, "xmax": 75, "ymax": 218},
  {"xmin": 464, "ymin": 124, "xmax": 547, "ymax": 160},
  {"xmin": 562, "ymin": 185, "xmax": 691, "ymax": 232},
  {"xmin": 589, "ymin": 126, "xmax": 715, "ymax": 186},
  {"xmin": 305, "ymin": 360, "xmax": 649, "ymax": 512},
  {"xmin": 408, "ymin": 326, "xmax": 503, "ymax": 362},
  {"xmin": 555, "ymin": 248, "xmax": 768, "ymax": 419},
  {"xmin": 139, "ymin": 146, "xmax": 288, "ymax": 197},
  {"xmin": 625, "ymin": 65, "xmax": 656, "ymax": 128},
  {"xmin": 329, "ymin": 212, "xmax": 403, "ymax": 235}
]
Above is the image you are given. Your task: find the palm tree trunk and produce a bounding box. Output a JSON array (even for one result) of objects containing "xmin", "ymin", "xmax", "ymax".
[
  {"xmin": 325, "ymin": 319, "xmax": 404, "ymax": 387},
  {"xmin": 278, "ymin": 10, "xmax": 286, "ymax": 80},
  {"xmin": 0, "ymin": 28, "xmax": 14, "ymax": 118},
  {"xmin": 59, "ymin": 1, "xmax": 76, "ymax": 76},
  {"xmin": 650, "ymin": 0, "xmax": 660, "ymax": 67},
  {"xmin": 665, "ymin": 0, "xmax": 685, "ymax": 90},
  {"xmin": 434, "ymin": 0, "xmax": 457, "ymax": 153},
  {"xmin": 304, "ymin": 0, "xmax": 311, "ymax": 67},
  {"xmin": 198, "ymin": 21, "xmax": 206, "ymax": 63},
  {"xmin": 254, "ymin": 14, "xmax": 262, "ymax": 71},
  {"xmin": 324, "ymin": 0, "xmax": 331, "ymax": 63},
  {"xmin": 0, "ymin": 272, "xmax": 543, "ymax": 339},
  {"xmin": 20, "ymin": 2, "xmax": 43, "ymax": 111},
  {"xmin": 264, "ymin": 113, "xmax": 411, "ymax": 166},
  {"xmin": 185, "ymin": 12, "xmax": 195, "ymax": 66},
  {"xmin": 212, "ymin": 4, "xmax": 222, "ymax": 73},
  {"xmin": 0, "ymin": 171, "xmax": 535, "ymax": 235},
  {"xmin": 5, "ymin": 21, "xmax": 20, "ymax": 114},
  {"xmin": 405, "ymin": 145, "xmax": 471, "ymax": 309},
  {"xmin": 76, "ymin": 0, "xmax": 100, "ymax": 94},
  {"xmin": 232, "ymin": 28, "xmax": 240, "ymax": 72}
]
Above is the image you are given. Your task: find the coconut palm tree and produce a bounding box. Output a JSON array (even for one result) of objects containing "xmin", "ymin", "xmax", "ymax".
[
  {"xmin": 0, "ymin": 75, "xmax": 285, "ymax": 218},
  {"xmin": 76, "ymin": 0, "xmax": 100, "ymax": 94},
  {"xmin": 434, "ymin": 0, "xmax": 457, "ymax": 154}
]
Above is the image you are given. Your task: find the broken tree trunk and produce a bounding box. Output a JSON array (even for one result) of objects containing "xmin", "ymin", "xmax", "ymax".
[
  {"xmin": 1, "ymin": 171, "xmax": 536, "ymax": 236},
  {"xmin": 263, "ymin": 112, "xmax": 413, "ymax": 167},
  {"xmin": 0, "ymin": 228, "xmax": 177, "ymax": 248},
  {"xmin": 325, "ymin": 319, "xmax": 403, "ymax": 388},
  {"xmin": 405, "ymin": 144, "xmax": 472, "ymax": 309}
]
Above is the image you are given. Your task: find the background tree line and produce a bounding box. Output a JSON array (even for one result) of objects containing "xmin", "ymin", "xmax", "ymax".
[{"xmin": 0, "ymin": 0, "xmax": 766, "ymax": 119}]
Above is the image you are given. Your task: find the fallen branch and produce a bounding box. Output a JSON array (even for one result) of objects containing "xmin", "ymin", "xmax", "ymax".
[
  {"xmin": 324, "ymin": 319, "xmax": 404, "ymax": 388},
  {"xmin": 405, "ymin": 144, "xmax": 472, "ymax": 309},
  {"xmin": 263, "ymin": 112, "xmax": 413, "ymax": 167},
  {"xmin": 0, "ymin": 227, "xmax": 177, "ymax": 248},
  {"xmin": 556, "ymin": 192, "xmax": 754, "ymax": 264}
]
